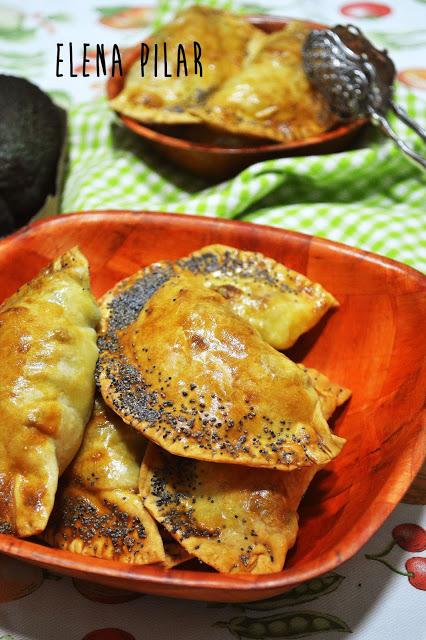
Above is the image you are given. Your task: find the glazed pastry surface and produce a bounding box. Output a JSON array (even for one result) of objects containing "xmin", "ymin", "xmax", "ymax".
[
  {"xmin": 191, "ymin": 22, "xmax": 337, "ymax": 141},
  {"xmin": 98, "ymin": 269, "xmax": 345, "ymax": 470},
  {"xmin": 177, "ymin": 244, "xmax": 338, "ymax": 349},
  {"xmin": 109, "ymin": 6, "xmax": 264, "ymax": 124},
  {"xmin": 0, "ymin": 248, "xmax": 99, "ymax": 537},
  {"xmin": 45, "ymin": 397, "xmax": 165, "ymax": 564},
  {"xmin": 140, "ymin": 368, "xmax": 350, "ymax": 573}
]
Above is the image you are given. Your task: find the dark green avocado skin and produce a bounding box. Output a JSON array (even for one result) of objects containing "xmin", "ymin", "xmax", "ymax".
[{"xmin": 0, "ymin": 75, "xmax": 67, "ymax": 235}]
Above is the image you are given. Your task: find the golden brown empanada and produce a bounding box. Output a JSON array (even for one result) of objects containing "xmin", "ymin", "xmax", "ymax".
[
  {"xmin": 161, "ymin": 531, "xmax": 192, "ymax": 568},
  {"xmin": 190, "ymin": 21, "xmax": 337, "ymax": 142},
  {"xmin": 140, "ymin": 368, "xmax": 350, "ymax": 573},
  {"xmin": 177, "ymin": 244, "xmax": 338, "ymax": 349},
  {"xmin": 297, "ymin": 365, "xmax": 352, "ymax": 420},
  {"xmin": 97, "ymin": 269, "xmax": 344, "ymax": 470},
  {"xmin": 97, "ymin": 245, "xmax": 337, "ymax": 352},
  {"xmin": 109, "ymin": 6, "xmax": 265, "ymax": 124},
  {"xmin": 45, "ymin": 397, "xmax": 165, "ymax": 564},
  {"xmin": 0, "ymin": 248, "xmax": 99, "ymax": 537}
]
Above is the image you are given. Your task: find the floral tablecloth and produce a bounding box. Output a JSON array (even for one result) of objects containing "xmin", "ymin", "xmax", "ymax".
[{"xmin": 0, "ymin": 1, "xmax": 425, "ymax": 639}]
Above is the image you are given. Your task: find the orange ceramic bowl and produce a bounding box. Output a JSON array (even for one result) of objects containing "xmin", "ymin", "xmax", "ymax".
[
  {"xmin": 0, "ymin": 211, "xmax": 424, "ymax": 602},
  {"xmin": 106, "ymin": 16, "xmax": 367, "ymax": 180}
]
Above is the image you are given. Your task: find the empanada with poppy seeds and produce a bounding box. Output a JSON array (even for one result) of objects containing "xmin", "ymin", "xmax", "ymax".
[
  {"xmin": 98, "ymin": 244, "xmax": 337, "ymax": 353},
  {"xmin": 0, "ymin": 248, "xmax": 99, "ymax": 537},
  {"xmin": 45, "ymin": 397, "xmax": 165, "ymax": 564},
  {"xmin": 109, "ymin": 6, "xmax": 265, "ymax": 125},
  {"xmin": 97, "ymin": 269, "xmax": 345, "ymax": 470},
  {"xmin": 139, "ymin": 368, "xmax": 350, "ymax": 573},
  {"xmin": 177, "ymin": 244, "xmax": 338, "ymax": 349}
]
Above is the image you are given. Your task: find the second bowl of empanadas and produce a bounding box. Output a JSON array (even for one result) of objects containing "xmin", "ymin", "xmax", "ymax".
[{"xmin": 107, "ymin": 13, "xmax": 366, "ymax": 179}]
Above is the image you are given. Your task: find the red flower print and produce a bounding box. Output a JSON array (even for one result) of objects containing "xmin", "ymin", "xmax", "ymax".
[
  {"xmin": 82, "ymin": 629, "xmax": 136, "ymax": 640},
  {"xmin": 340, "ymin": 2, "xmax": 392, "ymax": 18}
]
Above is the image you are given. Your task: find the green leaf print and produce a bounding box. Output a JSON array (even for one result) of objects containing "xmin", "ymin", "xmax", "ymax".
[
  {"xmin": 0, "ymin": 26, "xmax": 36, "ymax": 40},
  {"xmin": 240, "ymin": 0, "xmax": 299, "ymax": 12},
  {"xmin": 0, "ymin": 50, "xmax": 44, "ymax": 61},
  {"xmin": 0, "ymin": 49, "xmax": 45, "ymax": 73},
  {"xmin": 241, "ymin": 574, "xmax": 346, "ymax": 610},
  {"xmin": 96, "ymin": 6, "xmax": 134, "ymax": 17},
  {"xmin": 0, "ymin": 5, "xmax": 34, "ymax": 41},
  {"xmin": 209, "ymin": 573, "xmax": 345, "ymax": 611},
  {"xmin": 239, "ymin": 2, "xmax": 268, "ymax": 11},
  {"xmin": 215, "ymin": 610, "xmax": 351, "ymax": 638},
  {"xmin": 367, "ymin": 30, "xmax": 426, "ymax": 50},
  {"xmin": 46, "ymin": 13, "xmax": 71, "ymax": 22}
]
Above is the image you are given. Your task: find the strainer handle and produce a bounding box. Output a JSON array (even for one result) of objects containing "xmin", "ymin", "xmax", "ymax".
[
  {"xmin": 391, "ymin": 102, "xmax": 426, "ymax": 144},
  {"xmin": 370, "ymin": 111, "xmax": 426, "ymax": 171}
]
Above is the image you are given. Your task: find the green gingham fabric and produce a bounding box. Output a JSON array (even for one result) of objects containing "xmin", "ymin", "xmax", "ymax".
[{"xmin": 61, "ymin": 0, "xmax": 426, "ymax": 272}]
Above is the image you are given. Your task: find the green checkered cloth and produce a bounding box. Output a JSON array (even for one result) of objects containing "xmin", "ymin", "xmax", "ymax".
[{"xmin": 61, "ymin": 0, "xmax": 426, "ymax": 272}]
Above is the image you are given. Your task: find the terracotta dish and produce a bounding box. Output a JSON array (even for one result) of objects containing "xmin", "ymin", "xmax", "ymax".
[
  {"xmin": 0, "ymin": 211, "xmax": 424, "ymax": 602},
  {"xmin": 106, "ymin": 16, "xmax": 367, "ymax": 180}
]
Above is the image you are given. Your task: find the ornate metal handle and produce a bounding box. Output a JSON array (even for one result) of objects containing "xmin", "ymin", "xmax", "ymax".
[{"xmin": 370, "ymin": 110, "xmax": 426, "ymax": 171}]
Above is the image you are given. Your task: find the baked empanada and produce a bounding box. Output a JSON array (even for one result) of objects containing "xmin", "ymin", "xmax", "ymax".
[
  {"xmin": 97, "ymin": 269, "xmax": 344, "ymax": 470},
  {"xmin": 161, "ymin": 530, "xmax": 192, "ymax": 568},
  {"xmin": 109, "ymin": 6, "xmax": 264, "ymax": 124},
  {"xmin": 140, "ymin": 368, "xmax": 350, "ymax": 573},
  {"xmin": 0, "ymin": 248, "xmax": 99, "ymax": 537},
  {"xmin": 177, "ymin": 244, "xmax": 338, "ymax": 349},
  {"xmin": 45, "ymin": 397, "xmax": 165, "ymax": 564},
  {"xmin": 190, "ymin": 21, "xmax": 337, "ymax": 142},
  {"xmin": 297, "ymin": 365, "xmax": 352, "ymax": 421},
  {"xmin": 97, "ymin": 245, "xmax": 337, "ymax": 352}
]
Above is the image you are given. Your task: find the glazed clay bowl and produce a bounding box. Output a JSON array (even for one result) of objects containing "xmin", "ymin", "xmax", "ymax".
[
  {"xmin": 106, "ymin": 16, "xmax": 367, "ymax": 180},
  {"xmin": 0, "ymin": 211, "xmax": 424, "ymax": 602}
]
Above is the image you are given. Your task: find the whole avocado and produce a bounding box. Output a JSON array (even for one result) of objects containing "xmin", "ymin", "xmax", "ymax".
[{"xmin": 0, "ymin": 75, "xmax": 66, "ymax": 235}]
